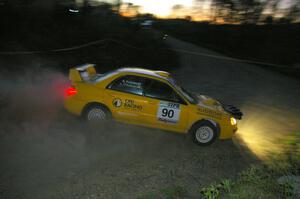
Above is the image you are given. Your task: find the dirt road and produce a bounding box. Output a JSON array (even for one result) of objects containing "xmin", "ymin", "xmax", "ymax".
[
  {"xmin": 165, "ymin": 36, "xmax": 300, "ymax": 159},
  {"xmin": 0, "ymin": 36, "xmax": 299, "ymax": 199}
]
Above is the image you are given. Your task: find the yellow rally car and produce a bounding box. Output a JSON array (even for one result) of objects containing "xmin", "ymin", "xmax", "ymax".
[{"xmin": 64, "ymin": 64, "xmax": 243, "ymax": 146}]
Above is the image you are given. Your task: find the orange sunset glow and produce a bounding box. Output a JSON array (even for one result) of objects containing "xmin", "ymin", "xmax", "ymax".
[
  {"xmin": 116, "ymin": 0, "xmax": 296, "ymax": 22},
  {"xmin": 119, "ymin": 0, "xmax": 213, "ymax": 20}
]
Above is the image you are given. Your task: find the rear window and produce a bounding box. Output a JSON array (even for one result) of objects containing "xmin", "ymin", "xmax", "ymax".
[{"xmin": 93, "ymin": 71, "xmax": 118, "ymax": 83}]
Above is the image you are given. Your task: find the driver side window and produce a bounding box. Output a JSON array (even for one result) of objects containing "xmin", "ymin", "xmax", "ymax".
[{"xmin": 144, "ymin": 78, "xmax": 186, "ymax": 104}]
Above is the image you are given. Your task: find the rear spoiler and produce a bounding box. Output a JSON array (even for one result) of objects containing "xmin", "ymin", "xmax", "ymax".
[{"xmin": 69, "ymin": 64, "xmax": 97, "ymax": 83}]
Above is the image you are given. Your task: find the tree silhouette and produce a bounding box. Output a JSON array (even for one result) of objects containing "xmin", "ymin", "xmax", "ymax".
[{"xmin": 193, "ymin": 0, "xmax": 299, "ymax": 24}]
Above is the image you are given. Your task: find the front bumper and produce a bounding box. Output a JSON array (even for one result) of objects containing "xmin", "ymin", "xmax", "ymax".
[{"xmin": 219, "ymin": 124, "xmax": 238, "ymax": 139}]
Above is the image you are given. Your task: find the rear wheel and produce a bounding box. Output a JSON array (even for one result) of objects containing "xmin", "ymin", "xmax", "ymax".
[
  {"xmin": 83, "ymin": 104, "xmax": 111, "ymax": 123},
  {"xmin": 189, "ymin": 120, "xmax": 218, "ymax": 146}
]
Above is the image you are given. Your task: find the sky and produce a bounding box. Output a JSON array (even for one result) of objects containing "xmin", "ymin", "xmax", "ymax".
[
  {"xmin": 121, "ymin": 0, "xmax": 295, "ymax": 17},
  {"xmin": 122, "ymin": 0, "xmax": 194, "ymax": 17},
  {"xmin": 96, "ymin": 0, "xmax": 296, "ymax": 19}
]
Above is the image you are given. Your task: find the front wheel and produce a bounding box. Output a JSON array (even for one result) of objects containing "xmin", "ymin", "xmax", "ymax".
[{"xmin": 189, "ymin": 121, "xmax": 218, "ymax": 146}]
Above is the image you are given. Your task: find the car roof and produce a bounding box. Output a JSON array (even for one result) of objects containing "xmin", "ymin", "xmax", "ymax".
[{"xmin": 116, "ymin": 67, "xmax": 170, "ymax": 81}]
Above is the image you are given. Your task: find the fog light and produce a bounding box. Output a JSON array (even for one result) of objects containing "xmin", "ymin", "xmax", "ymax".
[{"xmin": 230, "ymin": 117, "xmax": 237, "ymax": 125}]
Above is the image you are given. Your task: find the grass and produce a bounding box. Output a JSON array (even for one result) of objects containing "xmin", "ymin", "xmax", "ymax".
[
  {"xmin": 137, "ymin": 131, "xmax": 300, "ymax": 199},
  {"xmin": 220, "ymin": 165, "xmax": 295, "ymax": 199},
  {"xmin": 201, "ymin": 131, "xmax": 300, "ymax": 199},
  {"xmin": 197, "ymin": 162, "xmax": 299, "ymax": 199}
]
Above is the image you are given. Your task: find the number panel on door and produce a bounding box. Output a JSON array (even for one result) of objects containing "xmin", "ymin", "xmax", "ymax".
[{"xmin": 157, "ymin": 101, "xmax": 181, "ymax": 124}]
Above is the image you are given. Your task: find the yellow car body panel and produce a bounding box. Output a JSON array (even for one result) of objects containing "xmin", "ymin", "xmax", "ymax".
[{"xmin": 64, "ymin": 64, "xmax": 239, "ymax": 139}]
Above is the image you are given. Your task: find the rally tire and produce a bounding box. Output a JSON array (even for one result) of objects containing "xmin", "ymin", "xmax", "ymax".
[
  {"xmin": 83, "ymin": 104, "xmax": 111, "ymax": 123},
  {"xmin": 189, "ymin": 120, "xmax": 218, "ymax": 146}
]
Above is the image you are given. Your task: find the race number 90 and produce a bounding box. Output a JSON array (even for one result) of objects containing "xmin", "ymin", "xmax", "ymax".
[{"xmin": 162, "ymin": 108, "xmax": 174, "ymax": 118}]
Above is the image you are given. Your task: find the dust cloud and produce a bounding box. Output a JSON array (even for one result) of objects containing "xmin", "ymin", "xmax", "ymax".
[
  {"xmin": 235, "ymin": 101, "xmax": 300, "ymax": 161},
  {"xmin": 0, "ymin": 67, "xmax": 68, "ymax": 123},
  {"xmin": 0, "ymin": 67, "xmax": 142, "ymax": 199}
]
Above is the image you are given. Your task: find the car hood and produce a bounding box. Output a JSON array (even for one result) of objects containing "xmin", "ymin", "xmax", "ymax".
[
  {"xmin": 195, "ymin": 94, "xmax": 243, "ymax": 119},
  {"xmin": 195, "ymin": 94, "xmax": 223, "ymax": 111}
]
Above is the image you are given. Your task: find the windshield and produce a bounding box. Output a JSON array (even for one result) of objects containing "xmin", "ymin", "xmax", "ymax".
[
  {"xmin": 178, "ymin": 86, "xmax": 199, "ymax": 104},
  {"xmin": 169, "ymin": 78, "xmax": 198, "ymax": 104}
]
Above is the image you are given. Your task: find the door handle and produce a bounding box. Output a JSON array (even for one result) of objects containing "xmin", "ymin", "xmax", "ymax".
[
  {"xmin": 108, "ymin": 93, "xmax": 117, "ymax": 98},
  {"xmin": 148, "ymin": 101, "xmax": 155, "ymax": 105}
]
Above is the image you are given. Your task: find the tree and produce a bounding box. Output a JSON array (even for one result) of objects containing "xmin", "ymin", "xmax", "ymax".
[
  {"xmin": 113, "ymin": 0, "xmax": 122, "ymax": 12},
  {"xmin": 286, "ymin": 1, "xmax": 300, "ymax": 23},
  {"xmin": 120, "ymin": 2, "xmax": 140, "ymax": 17},
  {"xmin": 211, "ymin": 0, "xmax": 266, "ymax": 24},
  {"xmin": 264, "ymin": 16, "xmax": 274, "ymax": 24},
  {"xmin": 192, "ymin": 0, "xmax": 297, "ymax": 24},
  {"xmin": 185, "ymin": 15, "xmax": 192, "ymax": 21}
]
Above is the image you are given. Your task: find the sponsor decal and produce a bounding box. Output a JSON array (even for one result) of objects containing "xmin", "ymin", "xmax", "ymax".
[
  {"xmin": 197, "ymin": 107, "xmax": 222, "ymax": 119},
  {"xmin": 121, "ymin": 80, "xmax": 142, "ymax": 89},
  {"xmin": 157, "ymin": 101, "xmax": 181, "ymax": 124},
  {"xmin": 113, "ymin": 98, "xmax": 122, "ymax": 107},
  {"xmin": 124, "ymin": 99, "xmax": 143, "ymax": 110}
]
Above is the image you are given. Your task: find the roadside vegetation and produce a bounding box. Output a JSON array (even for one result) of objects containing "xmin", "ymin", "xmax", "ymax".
[
  {"xmin": 137, "ymin": 131, "xmax": 300, "ymax": 199},
  {"xmin": 201, "ymin": 131, "xmax": 300, "ymax": 199}
]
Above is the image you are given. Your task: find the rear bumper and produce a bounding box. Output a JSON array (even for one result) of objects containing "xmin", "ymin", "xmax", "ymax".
[{"xmin": 64, "ymin": 97, "xmax": 86, "ymax": 116}]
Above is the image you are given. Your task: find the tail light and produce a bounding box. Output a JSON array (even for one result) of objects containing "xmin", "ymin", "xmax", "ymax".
[{"xmin": 65, "ymin": 86, "xmax": 77, "ymax": 97}]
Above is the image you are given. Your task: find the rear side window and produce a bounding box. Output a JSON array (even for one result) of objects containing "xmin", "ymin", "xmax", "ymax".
[
  {"xmin": 108, "ymin": 75, "xmax": 144, "ymax": 96},
  {"xmin": 144, "ymin": 79, "xmax": 186, "ymax": 104}
]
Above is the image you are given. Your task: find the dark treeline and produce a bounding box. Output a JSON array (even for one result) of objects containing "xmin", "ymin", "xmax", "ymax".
[
  {"xmin": 161, "ymin": 0, "xmax": 300, "ymax": 75},
  {"xmin": 193, "ymin": 0, "xmax": 300, "ymax": 24},
  {"xmin": 156, "ymin": 19, "xmax": 300, "ymax": 75},
  {"xmin": 0, "ymin": 0, "xmax": 178, "ymax": 73}
]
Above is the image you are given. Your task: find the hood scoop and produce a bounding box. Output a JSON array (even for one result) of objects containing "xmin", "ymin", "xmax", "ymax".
[
  {"xmin": 222, "ymin": 104, "xmax": 243, "ymax": 120},
  {"xmin": 197, "ymin": 95, "xmax": 220, "ymax": 106}
]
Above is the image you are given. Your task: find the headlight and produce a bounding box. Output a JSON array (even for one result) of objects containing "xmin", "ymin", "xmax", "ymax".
[{"xmin": 230, "ymin": 117, "xmax": 237, "ymax": 125}]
